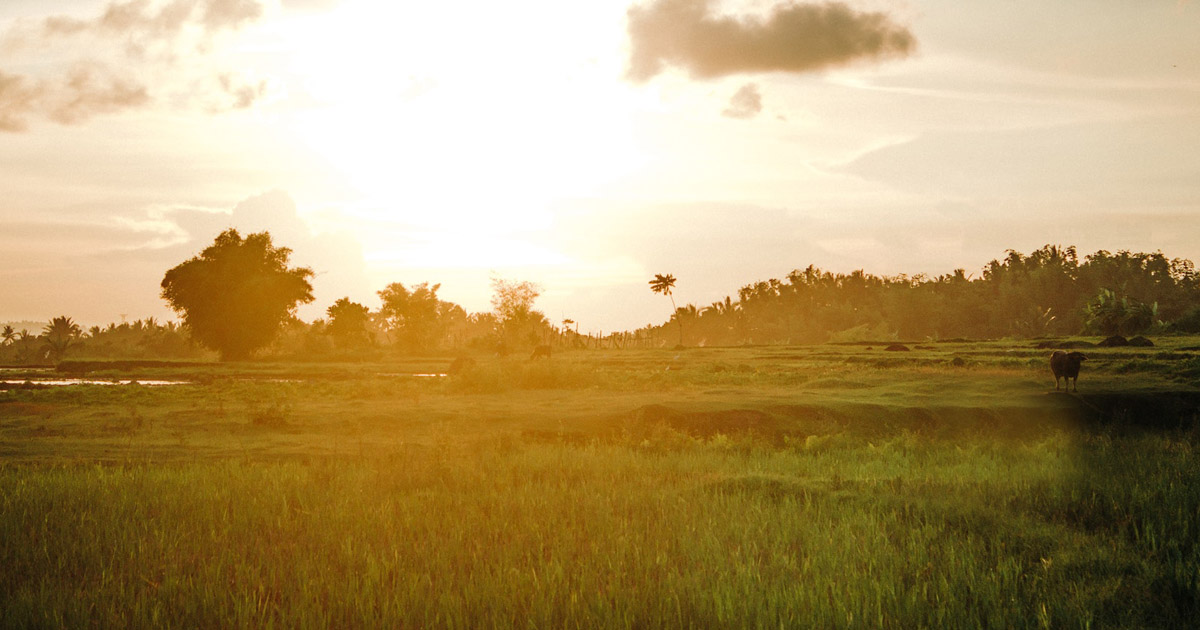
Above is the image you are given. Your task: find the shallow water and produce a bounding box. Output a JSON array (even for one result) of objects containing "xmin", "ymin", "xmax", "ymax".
[{"xmin": 0, "ymin": 379, "xmax": 187, "ymax": 387}]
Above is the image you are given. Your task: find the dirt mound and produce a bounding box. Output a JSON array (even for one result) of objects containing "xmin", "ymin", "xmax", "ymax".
[
  {"xmin": 884, "ymin": 344, "xmax": 910, "ymax": 352},
  {"xmin": 1098, "ymin": 335, "xmax": 1129, "ymax": 347},
  {"xmin": 1127, "ymin": 336, "xmax": 1155, "ymax": 347},
  {"xmin": 1034, "ymin": 339, "xmax": 1096, "ymax": 349}
]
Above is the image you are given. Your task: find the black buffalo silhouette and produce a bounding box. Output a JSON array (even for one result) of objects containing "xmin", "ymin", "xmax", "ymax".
[
  {"xmin": 530, "ymin": 345, "xmax": 552, "ymax": 360},
  {"xmin": 448, "ymin": 356, "xmax": 476, "ymax": 375},
  {"xmin": 1050, "ymin": 351, "xmax": 1087, "ymax": 392}
]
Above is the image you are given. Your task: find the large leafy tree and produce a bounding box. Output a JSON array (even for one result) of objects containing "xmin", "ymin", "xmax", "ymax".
[
  {"xmin": 161, "ymin": 229, "xmax": 313, "ymax": 361},
  {"xmin": 326, "ymin": 297, "xmax": 373, "ymax": 349},
  {"xmin": 490, "ymin": 276, "xmax": 547, "ymax": 347},
  {"xmin": 378, "ymin": 282, "xmax": 446, "ymax": 352}
]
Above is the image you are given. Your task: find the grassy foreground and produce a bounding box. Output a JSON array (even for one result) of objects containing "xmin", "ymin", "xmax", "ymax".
[{"xmin": 2, "ymin": 340, "xmax": 1199, "ymax": 628}]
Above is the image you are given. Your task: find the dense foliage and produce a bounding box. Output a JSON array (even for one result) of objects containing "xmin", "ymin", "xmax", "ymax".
[
  {"xmin": 377, "ymin": 282, "xmax": 466, "ymax": 352},
  {"xmin": 160, "ymin": 230, "xmax": 314, "ymax": 361},
  {"xmin": 650, "ymin": 245, "xmax": 1200, "ymax": 344},
  {"xmin": 325, "ymin": 298, "xmax": 373, "ymax": 349}
]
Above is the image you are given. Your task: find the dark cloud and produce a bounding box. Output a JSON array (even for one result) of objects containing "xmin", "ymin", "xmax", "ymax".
[
  {"xmin": 626, "ymin": 0, "xmax": 916, "ymax": 82},
  {"xmin": 0, "ymin": 0, "xmax": 267, "ymax": 131},
  {"xmin": 722, "ymin": 82, "xmax": 763, "ymax": 119}
]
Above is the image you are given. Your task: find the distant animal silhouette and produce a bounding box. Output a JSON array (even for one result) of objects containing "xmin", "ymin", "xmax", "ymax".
[
  {"xmin": 1050, "ymin": 351, "xmax": 1087, "ymax": 392},
  {"xmin": 447, "ymin": 356, "xmax": 476, "ymax": 375},
  {"xmin": 530, "ymin": 344, "xmax": 552, "ymax": 360}
]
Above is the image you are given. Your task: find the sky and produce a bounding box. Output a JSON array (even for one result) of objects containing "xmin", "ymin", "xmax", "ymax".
[{"xmin": 1, "ymin": 0, "xmax": 1198, "ymax": 332}]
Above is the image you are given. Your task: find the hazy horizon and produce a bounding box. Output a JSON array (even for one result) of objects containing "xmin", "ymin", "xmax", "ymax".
[{"xmin": 3, "ymin": 0, "xmax": 1199, "ymax": 332}]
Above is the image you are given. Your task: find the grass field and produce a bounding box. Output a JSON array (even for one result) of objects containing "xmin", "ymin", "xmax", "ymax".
[{"xmin": 2, "ymin": 339, "xmax": 1199, "ymax": 628}]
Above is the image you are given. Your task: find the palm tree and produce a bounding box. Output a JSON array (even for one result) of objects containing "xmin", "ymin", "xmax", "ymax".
[
  {"xmin": 1, "ymin": 325, "xmax": 14, "ymax": 346},
  {"xmin": 41, "ymin": 316, "xmax": 82, "ymax": 362},
  {"xmin": 649, "ymin": 273, "xmax": 682, "ymax": 346},
  {"xmin": 706, "ymin": 296, "xmax": 737, "ymax": 318}
]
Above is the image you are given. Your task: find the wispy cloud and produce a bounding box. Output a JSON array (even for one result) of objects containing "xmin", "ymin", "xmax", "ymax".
[
  {"xmin": 625, "ymin": 0, "xmax": 916, "ymax": 83},
  {"xmin": 0, "ymin": 0, "xmax": 268, "ymax": 131},
  {"xmin": 722, "ymin": 82, "xmax": 763, "ymax": 119},
  {"xmin": 216, "ymin": 73, "xmax": 270, "ymax": 110},
  {"xmin": 38, "ymin": 0, "xmax": 263, "ymax": 51},
  {"xmin": 0, "ymin": 65, "xmax": 150, "ymax": 132}
]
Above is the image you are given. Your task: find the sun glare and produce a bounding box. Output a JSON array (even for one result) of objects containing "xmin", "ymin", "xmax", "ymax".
[{"xmin": 277, "ymin": 0, "xmax": 646, "ymax": 268}]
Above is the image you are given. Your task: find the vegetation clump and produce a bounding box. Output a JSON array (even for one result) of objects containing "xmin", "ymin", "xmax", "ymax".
[{"xmin": 160, "ymin": 230, "xmax": 314, "ymax": 361}]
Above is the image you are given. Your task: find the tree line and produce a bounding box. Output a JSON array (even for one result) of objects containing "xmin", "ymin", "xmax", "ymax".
[
  {"xmin": 5, "ymin": 235, "xmax": 1200, "ymax": 365},
  {"xmin": 648, "ymin": 245, "xmax": 1200, "ymax": 346},
  {"xmin": 1, "ymin": 229, "xmax": 567, "ymax": 364}
]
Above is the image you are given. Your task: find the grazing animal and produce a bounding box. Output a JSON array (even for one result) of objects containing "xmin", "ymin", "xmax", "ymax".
[
  {"xmin": 530, "ymin": 344, "xmax": 552, "ymax": 360},
  {"xmin": 1050, "ymin": 351, "xmax": 1087, "ymax": 392},
  {"xmin": 447, "ymin": 356, "xmax": 476, "ymax": 375}
]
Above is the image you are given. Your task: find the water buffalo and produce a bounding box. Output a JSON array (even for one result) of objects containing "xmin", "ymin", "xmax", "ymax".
[
  {"xmin": 530, "ymin": 344, "xmax": 552, "ymax": 360},
  {"xmin": 447, "ymin": 356, "xmax": 476, "ymax": 375},
  {"xmin": 1050, "ymin": 351, "xmax": 1087, "ymax": 392}
]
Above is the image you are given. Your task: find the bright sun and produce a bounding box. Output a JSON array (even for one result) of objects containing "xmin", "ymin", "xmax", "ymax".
[{"xmin": 274, "ymin": 0, "xmax": 646, "ymax": 268}]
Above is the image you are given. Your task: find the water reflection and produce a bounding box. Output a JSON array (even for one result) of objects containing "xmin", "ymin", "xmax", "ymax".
[{"xmin": 0, "ymin": 379, "xmax": 187, "ymax": 388}]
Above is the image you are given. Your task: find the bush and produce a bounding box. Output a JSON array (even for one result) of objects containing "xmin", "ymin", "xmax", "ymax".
[
  {"xmin": 1083, "ymin": 289, "xmax": 1157, "ymax": 336},
  {"xmin": 1169, "ymin": 307, "xmax": 1200, "ymax": 333}
]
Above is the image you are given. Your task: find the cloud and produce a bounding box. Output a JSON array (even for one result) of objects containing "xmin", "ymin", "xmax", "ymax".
[
  {"xmin": 223, "ymin": 191, "xmax": 374, "ymax": 315},
  {"xmin": 50, "ymin": 65, "xmax": 151, "ymax": 124},
  {"xmin": 40, "ymin": 0, "xmax": 263, "ymax": 48},
  {"xmin": 722, "ymin": 82, "xmax": 763, "ymax": 119},
  {"xmin": 280, "ymin": 0, "xmax": 344, "ymax": 13},
  {"xmin": 0, "ymin": 0, "xmax": 268, "ymax": 131},
  {"xmin": 0, "ymin": 71, "xmax": 36, "ymax": 131},
  {"xmin": 0, "ymin": 65, "xmax": 150, "ymax": 131},
  {"xmin": 835, "ymin": 114, "xmax": 1200, "ymax": 206},
  {"xmin": 625, "ymin": 0, "xmax": 916, "ymax": 82},
  {"xmin": 217, "ymin": 73, "xmax": 269, "ymax": 110}
]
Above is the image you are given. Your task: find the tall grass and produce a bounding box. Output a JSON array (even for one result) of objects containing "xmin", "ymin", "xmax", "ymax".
[
  {"xmin": 2, "ymin": 435, "xmax": 1197, "ymax": 628},
  {"xmin": 4, "ymin": 342, "xmax": 1200, "ymax": 626}
]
